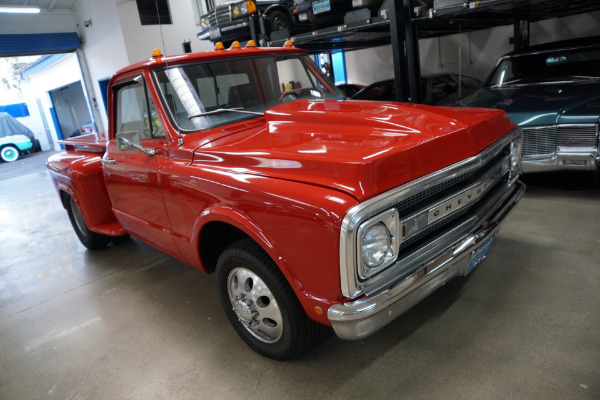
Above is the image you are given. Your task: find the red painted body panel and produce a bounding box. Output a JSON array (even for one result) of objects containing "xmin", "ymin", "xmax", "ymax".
[
  {"xmin": 47, "ymin": 152, "xmax": 118, "ymax": 232},
  {"xmin": 198, "ymin": 100, "xmax": 514, "ymax": 200},
  {"xmin": 47, "ymin": 46, "xmax": 518, "ymax": 327}
]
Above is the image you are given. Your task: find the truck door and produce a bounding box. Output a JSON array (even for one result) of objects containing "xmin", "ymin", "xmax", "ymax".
[{"xmin": 103, "ymin": 75, "xmax": 181, "ymax": 258}]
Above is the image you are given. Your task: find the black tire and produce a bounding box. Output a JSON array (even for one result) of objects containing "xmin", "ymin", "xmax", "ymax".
[
  {"xmin": 66, "ymin": 196, "xmax": 111, "ymax": 250},
  {"xmin": 216, "ymin": 238, "xmax": 322, "ymax": 360},
  {"xmin": 0, "ymin": 145, "xmax": 20, "ymax": 162},
  {"xmin": 267, "ymin": 10, "xmax": 292, "ymax": 35}
]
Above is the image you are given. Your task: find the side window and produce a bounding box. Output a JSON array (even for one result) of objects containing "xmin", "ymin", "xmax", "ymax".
[{"xmin": 115, "ymin": 78, "xmax": 165, "ymax": 139}]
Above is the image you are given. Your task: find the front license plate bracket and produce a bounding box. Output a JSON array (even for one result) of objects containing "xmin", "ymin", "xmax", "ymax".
[{"xmin": 465, "ymin": 234, "xmax": 496, "ymax": 275}]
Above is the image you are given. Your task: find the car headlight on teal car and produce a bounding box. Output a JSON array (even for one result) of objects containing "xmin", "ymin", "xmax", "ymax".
[
  {"xmin": 232, "ymin": 0, "xmax": 257, "ymax": 18},
  {"xmin": 357, "ymin": 209, "xmax": 400, "ymax": 279}
]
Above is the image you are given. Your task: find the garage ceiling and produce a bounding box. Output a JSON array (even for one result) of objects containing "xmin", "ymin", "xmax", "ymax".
[{"xmin": 0, "ymin": 0, "xmax": 78, "ymax": 12}]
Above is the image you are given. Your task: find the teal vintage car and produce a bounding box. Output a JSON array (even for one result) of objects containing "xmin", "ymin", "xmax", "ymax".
[
  {"xmin": 456, "ymin": 36, "xmax": 600, "ymax": 180},
  {"xmin": 0, "ymin": 134, "xmax": 33, "ymax": 162}
]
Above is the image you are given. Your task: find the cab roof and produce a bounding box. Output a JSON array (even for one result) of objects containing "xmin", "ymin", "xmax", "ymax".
[{"xmin": 114, "ymin": 44, "xmax": 306, "ymax": 78}]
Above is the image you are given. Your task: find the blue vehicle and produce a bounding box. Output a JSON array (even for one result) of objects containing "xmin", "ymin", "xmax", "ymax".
[
  {"xmin": 455, "ymin": 36, "xmax": 600, "ymax": 179},
  {"xmin": 0, "ymin": 112, "xmax": 37, "ymax": 162},
  {"xmin": 0, "ymin": 134, "xmax": 33, "ymax": 162}
]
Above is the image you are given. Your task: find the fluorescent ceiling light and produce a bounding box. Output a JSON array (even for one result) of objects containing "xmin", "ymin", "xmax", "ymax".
[{"xmin": 0, "ymin": 6, "xmax": 41, "ymax": 14}]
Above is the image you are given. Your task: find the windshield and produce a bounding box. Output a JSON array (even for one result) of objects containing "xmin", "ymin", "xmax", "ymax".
[
  {"xmin": 153, "ymin": 54, "xmax": 344, "ymax": 132},
  {"xmin": 486, "ymin": 47, "xmax": 600, "ymax": 87}
]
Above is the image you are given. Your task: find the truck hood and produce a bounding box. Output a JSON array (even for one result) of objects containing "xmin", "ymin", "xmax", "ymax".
[
  {"xmin": 456, "ymin": 82, "xmax": 600, "ymax": 126},
  {"xmin": 194, "ymin": 100, "xmax": 514, "ymax": 201}
]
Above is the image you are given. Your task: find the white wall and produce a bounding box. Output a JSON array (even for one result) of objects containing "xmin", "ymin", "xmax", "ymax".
[
  {"xmin": 0, "ymin": 11, "xmax": 77, "ymax": 35},
  {"xmin": 115, "ymin": 0, "xmax": 212, "ymax": 64},
  {"xmin": 345, "ymin": 47, "xmax": 394, "ymax": 86},
  {"xmin": 346, "ymin": 10, "xmax": 600, "ymax": 85},
  {"xmin": 21, "ymin": 54, "xmax": 87, "ymax": 150},
  {"xmin": 75, "ymin": 0, "xmax": 130, "ymax": 132},
  {"xmin": 72, "ymin": 0, "xmax": 214, "ymax": 134}
]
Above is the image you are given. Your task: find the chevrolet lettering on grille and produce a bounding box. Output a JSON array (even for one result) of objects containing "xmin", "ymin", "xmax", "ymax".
[{"xmin": 427, "ymin": 175, "xmax": 497, "ymax": 225}]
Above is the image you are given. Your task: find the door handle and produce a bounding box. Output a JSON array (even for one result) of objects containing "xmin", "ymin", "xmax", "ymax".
[{"xmin": 102, "ymin": 155, "xmax": 116, "ymax": 164}]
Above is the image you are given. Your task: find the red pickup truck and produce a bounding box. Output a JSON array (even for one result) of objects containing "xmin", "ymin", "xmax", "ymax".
[{"xmin": 47, "ymin": 41, "xmax": 525, "ymax": 360}]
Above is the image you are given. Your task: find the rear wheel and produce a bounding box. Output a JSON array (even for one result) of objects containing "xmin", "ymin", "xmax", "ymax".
[
  {"xmin": 66, "ymin": 196, "xmax": 111, "ymax": 250},
  {"xmin": 0, "ymin": 145, "xmax": 20, "ymax": 162},
  {"xmin": 216, "ymin": 238, "xmax": 322, "ymax": 360}
]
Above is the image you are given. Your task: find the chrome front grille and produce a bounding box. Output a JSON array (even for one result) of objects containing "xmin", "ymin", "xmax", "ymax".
[
  {"xmin": 522, "ymin": 126, "xmax": 557, "ymax": 157},
  {"xmin": 340, "ymin": 128, "xmax": 522, "ymax": 298},
  {"xmin": 393, "ymin": 148, "xmax": 509, "ymax": 260},
  {"xmin": 557, "ymin": 124, "xmax": 598, "ymax": 147},
  {"xmin": 522, "ymin": 124, "xmax": 599, "ymax": 157},
  {"xmin": 209, "ymin": 5, "xmax": 231, "ymax": 26}
]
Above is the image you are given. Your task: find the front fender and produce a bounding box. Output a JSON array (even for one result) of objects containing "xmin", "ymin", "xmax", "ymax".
[{"xmin": 161, "ymin": 164, "xmax": 357, "ymax": 326}]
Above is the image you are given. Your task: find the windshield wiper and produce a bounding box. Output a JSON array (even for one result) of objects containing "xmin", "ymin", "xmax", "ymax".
[
  {"xmin": 490, "ymin": 79, "xmax": 523, "ymax": 88},
  {"xmin": 188, "ymin": 107, "xmax": 263, "ymax": 119}
]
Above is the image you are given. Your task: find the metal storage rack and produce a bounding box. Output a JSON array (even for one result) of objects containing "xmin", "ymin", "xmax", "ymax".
[{"xmin": 265, "ymin": 0, "xmax": 600, "ymax": 103}]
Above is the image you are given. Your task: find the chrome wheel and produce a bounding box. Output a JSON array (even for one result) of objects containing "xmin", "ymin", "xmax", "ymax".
[
  {"xmin": 227, "ymin": 267, "xmax": 283, "ymax": 343},
  {"xmin": 216, "ymin": 239, "xmax": 324, "ymax": 360},
  {"xmin": 0, "ymin": 145, "xmax": 19, "ymax": 162}
]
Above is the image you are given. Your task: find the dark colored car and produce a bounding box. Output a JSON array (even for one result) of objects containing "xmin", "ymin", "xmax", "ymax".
[
  {"xmin": 292, "ymin": 0, "xmax": 383, "ymax": 29},
  {"xmin": 336, "ymin": 83, "xmax": 363, "ymax": 97},
  {"xmin": 198, "ymin": 0, "xmax": 307, "ymax": 44},
  {"xmin": 350, "ymin": 73, "xmax": 481, "ymax": 106},
  {"xmin": 455, "ymin": 36, "xmax": 600, "ymax": 177}
]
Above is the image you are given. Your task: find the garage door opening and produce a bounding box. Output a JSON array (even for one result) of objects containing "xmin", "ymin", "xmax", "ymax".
[{"xmin": 49, "ymin": 81, "xmax": 94, "ymax": 140}]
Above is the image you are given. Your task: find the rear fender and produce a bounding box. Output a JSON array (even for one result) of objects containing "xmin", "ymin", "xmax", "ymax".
[{"xmin": 47, "ymin": 152, "xmax": 117, "ymax": 230}]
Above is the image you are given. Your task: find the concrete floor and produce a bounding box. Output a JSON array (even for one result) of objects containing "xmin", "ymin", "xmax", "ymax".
[{"xmin": 1, "ymin": 151, "xmax": 599, "ymax": 400}]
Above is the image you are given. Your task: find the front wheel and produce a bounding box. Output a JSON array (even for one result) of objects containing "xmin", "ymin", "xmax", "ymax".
[
  {"xmin": 216, "ymin": 239, "xmax": 322, "ymax": 360},
  {"xmin": 66, "ymin": 196, "xmax": 111, "ymax": 250},
  {"xmin": 0, "ymin": 145, "xmax": 20, "ymax": 162}
]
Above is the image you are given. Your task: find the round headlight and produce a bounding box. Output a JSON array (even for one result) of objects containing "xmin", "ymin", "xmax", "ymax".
[
  {"xmin": 232, "ymin": 5, "xmax": 240, "ymax": 17},
  {"xmin": 361, "ymin": 223, "xmax": 391, "ymax": 268}
]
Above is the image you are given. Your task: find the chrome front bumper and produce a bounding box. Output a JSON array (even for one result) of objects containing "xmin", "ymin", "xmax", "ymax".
[
  {"xmin": 522, "ymin": 151, "xmax": 600, "ymax": 173},
  {"xmin": 328, "ymin": 180, "xmax": 526, "ymax": 340}
]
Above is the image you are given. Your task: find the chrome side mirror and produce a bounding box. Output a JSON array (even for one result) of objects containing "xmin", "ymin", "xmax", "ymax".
[{"xmin": 116, "ymin": 131, "xmax": 156, "ymax": 155}]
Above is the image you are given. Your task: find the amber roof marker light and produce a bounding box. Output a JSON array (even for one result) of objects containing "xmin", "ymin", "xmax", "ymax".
[
  {"xmin": 283, "ymin": 40, "xmax": 294, "ymax": 48},
  {"xmin": 245, "ymin": 40, "xmax": 257, "ymax": 48},
  {"xmin": 230, "ymin": 41, "xmax": 242, "ymax": 50},
  {"xmin": 151, "ymin": 48, "xmax": 163, "ymax": 60},
  {"xmin": 214, "ymin": 42, "xmax": 225, "ymax": 51}
]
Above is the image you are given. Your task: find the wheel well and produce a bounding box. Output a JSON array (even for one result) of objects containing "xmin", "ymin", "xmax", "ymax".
[
  {"xmin": 0, "ymin": 144, "xmax": 19, "ymax": 154},
  {"xmin": 199, "ymin": 221, "xmax": 251, "ymax": 273}
]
